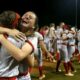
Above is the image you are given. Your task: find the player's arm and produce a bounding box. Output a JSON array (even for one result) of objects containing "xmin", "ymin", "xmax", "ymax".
[
  {"xmin": 0, "ymin": 27, "xmax": 11, "ymax": 34},
  {"xmin": 0, "ymin": 27, "xmax": 25, "ymax": 41},
  {"xmin": 0, "ymin": 34, "xmax": 33, "ymax": 62},
  {"xmin": 39, "ymin": 40, "xmax": 53, "ymax": 59}
]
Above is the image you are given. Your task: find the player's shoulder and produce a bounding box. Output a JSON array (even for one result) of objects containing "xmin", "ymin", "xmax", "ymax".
[
  {"xmin": 34, "ymin": 31, "xmax": 42, "ymax": 36},
  {"xmin": 34, "ymin": 31, "xmax": 43, "ymax": 40}
]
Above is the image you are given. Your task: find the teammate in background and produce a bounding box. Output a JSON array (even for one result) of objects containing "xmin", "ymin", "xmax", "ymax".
[
  {"xmin": 55, "ymin": 25, "xmax": 63, "ymax": 72},
  {"xmin": 67, "ymin": 27, "xmax": 76, "ymax": 74},
  {"xmin": 49, "ymin": 23, "xmax": 57, "ymax": 59},
  {"xmin": 55, "ymin": 22, "xmax": 65, "ymax": 72}
]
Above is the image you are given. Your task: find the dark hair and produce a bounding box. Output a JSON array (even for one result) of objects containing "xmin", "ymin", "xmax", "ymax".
[{"xmin": 0, "ymin": 10, "xmax": 20, "ymax": 29}]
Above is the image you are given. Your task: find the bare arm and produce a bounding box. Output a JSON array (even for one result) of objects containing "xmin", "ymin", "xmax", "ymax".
[
  {"xmin": 0, "ymin": 34, "xmax": 33, "ymax": 61},
  {"xmin": 39, "ymin": 40, "xmax": 53, "ymax": 58},
  {"xmin": 0, "ymin": 27, "xmax": 25, "ymax": 41},
  {"xmin": 39, "ymin": 40, "xmax": 48, "ymax": 53},
  {"xmin": 0, "ymin": 27, "xmax": 11, "ymax": 34}
]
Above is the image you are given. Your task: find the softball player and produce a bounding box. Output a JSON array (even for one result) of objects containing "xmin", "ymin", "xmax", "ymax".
[
  {"xmin": 43, "ymin": 27, "xmax": 52, "ymax": 60},
  {"xmin": 67, "ymin": 28, "xmax": 76, "ymax": 73},
  {"xmin": 55, "ymin": 26, "xmax": 63, "ymax": 72},
  {"xmin": 61, "ymin": 29, "xmax": 74, "ymax": 76},
  {"xmin": 18, "ymin": 11, "xmax": 53, "ymax": 80},
  {"xmin": 17, "ymin": 11, "xmax": 49, "ymax": 80},
  {"xmin": 0, "ymin": 11, "xmax": 21, "ymax": 80},
  {"xmin": 67, "ymin": 28, "xmax": 76, "ymax": 59},
  {"xmin": 34, "ymin": 31, "xmax": 45, "ymax": 80}
]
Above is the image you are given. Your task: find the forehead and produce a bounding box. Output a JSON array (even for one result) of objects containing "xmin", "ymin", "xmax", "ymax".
[{"xmin": 22, "ymin": 12, "xmax": 36, "ymax": 19}]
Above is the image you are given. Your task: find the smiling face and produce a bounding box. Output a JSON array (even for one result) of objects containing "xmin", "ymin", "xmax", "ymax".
[
  {"xmin": 19, "ymin": 11, "xmax": 38, "ymax": 36},
  {"xmin": 21, "ymin": 11, "xmax": 36, "ymax": 28}
]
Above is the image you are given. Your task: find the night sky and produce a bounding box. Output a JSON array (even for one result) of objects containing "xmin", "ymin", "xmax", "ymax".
[{"xmin": 0, "ymin": 0, "xmax": 80, "ymax": 28}]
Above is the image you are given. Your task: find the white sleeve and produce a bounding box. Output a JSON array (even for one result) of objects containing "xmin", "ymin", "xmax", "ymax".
[{"xmin": 35, "ymin": 32, "xmax": 43, "ymax": 41}]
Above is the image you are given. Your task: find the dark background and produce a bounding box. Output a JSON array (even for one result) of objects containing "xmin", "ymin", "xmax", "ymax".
[{"xmin": 0, "ymin": 0, "xmax": 80, "ymax": 28}]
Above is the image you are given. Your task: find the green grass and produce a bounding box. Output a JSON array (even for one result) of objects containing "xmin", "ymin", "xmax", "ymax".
[{"xmin": 31, "ymin": 60, "xmax": 80, "ymax": 80}]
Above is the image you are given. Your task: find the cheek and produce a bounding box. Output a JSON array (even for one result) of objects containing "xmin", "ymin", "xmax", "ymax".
[
  {"xmin": 30, "ymin": 20, "xmax": 35, "ymax": 25},
  {"xmin": 44, "ymin": 31, "xmax": 48, "ymax": 35}
]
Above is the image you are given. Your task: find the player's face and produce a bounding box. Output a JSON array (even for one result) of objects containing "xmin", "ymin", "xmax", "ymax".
[
  {"xmin": 21, "ymin": 12, "xmax": 36, "ymax": 28},
  {"xmin": 20, "ymin": 12, "xmax": 37, "ymax": 36}
]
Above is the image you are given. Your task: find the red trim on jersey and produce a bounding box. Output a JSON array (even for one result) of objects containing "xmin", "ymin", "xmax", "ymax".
[
  {"xmin": 25, "ymin": 40, "xmax": 34, "ymax": 54},
  {"xmin": 0, "ymin": 77, "xmax": 17, "ymax": 80}
]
